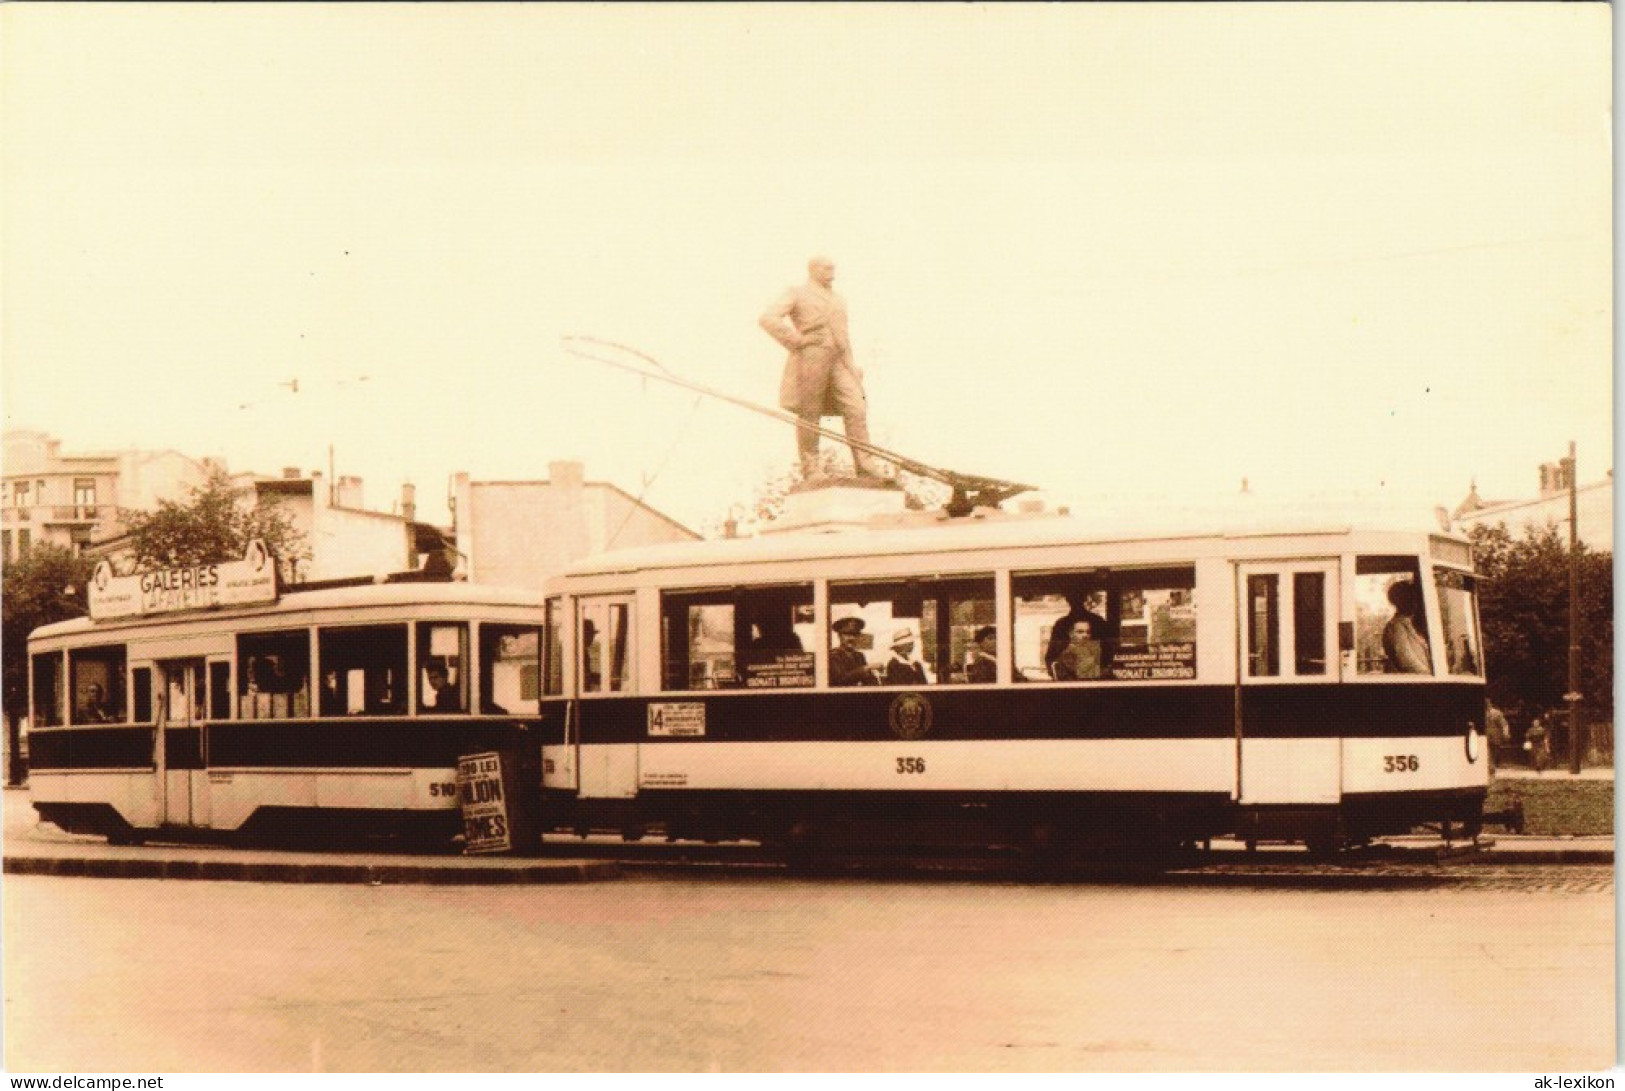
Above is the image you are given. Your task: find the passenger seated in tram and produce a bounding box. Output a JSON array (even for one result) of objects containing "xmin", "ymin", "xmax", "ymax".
[
  {"xmin": 78, "ymin": 682, "xmax": 114, "ymax": 724},
  {"xmin": 422, "ymin": 662, "xmax": 463, "ymax": 713},
  {"xmin": 966, "ymin": 626, "xmax": 998, "ymax": 684},
  {"xmin": 883, "ymin": 629, "xmax": 929, "ymax": 686},
  {"xmin": 829, "ymin": 616, "xmax": 877, "ymax": 686},
  {"xmin": 1051, "ymin": 623, "xmax": 1105, "ymax": 681},
  {"xmin": 1044, "ymin": 593, "xmax": 1109, "ymax": 680},
  {"xmin": 1381, "ymin": 580, "xmax": 1432, "ymax": 674}
]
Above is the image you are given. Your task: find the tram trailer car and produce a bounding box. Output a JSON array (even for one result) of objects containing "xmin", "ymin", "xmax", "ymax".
[
  {"xmin": 537, "ymin": 511, "xmax": 1490, "ymax": 855},
  {"xmin": 27, "ymin": 582, "xmax": 550, "ymax": 846}
]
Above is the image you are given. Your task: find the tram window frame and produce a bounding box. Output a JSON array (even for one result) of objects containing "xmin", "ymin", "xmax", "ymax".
[
  {"xmin": 209, "ymin": 661, "xmax": 233, "ymax": 720},
  {"xmin": 544, "ymin": 599, "xmax": 564, "ymax": 697},
  {"xmin": 661, "ymin": 584, "xmax": 815, "ymax": 691},
  {"xmin": 69, "ymin": 645, "xmax": 127, "ymax": 725},
  {"xmin": 1354, "ymin": 556, "xmax": 1433, "ymax": 676},
  {"xmin": 132, "ymin": 667, "xmax": 153, "ymax": 724},
  {"xmin": 237, "ymin": 630, "xmax": 313, "ymax": 720},
  {"xmin": 1011, "ymin": 566, "xmax": 1197, "ymax": 683},
  {"xmin": 30, "ymin": 652, "xmax": 63, "ymax": 728},
  {"xmin": 1434, "ymin": 568, "xmax": 1484, "ymax": 677},
  {"xmin": 479, "ymin": 623, "xmax": 542, "ymax": 714},
  {"xmin": 313, "ymin": 624, "xmax": 408, "ymax": 717},
  {"xmin": 578, "ymin": 600, "xmax": 634, "ymax": 696},
  {"xmin": 827, "ymin": 575, "xmax": 996, "ymax": 687},
  {"xmin": 415, "ymin": 622, "xmax": 468, "ymax": 715}
]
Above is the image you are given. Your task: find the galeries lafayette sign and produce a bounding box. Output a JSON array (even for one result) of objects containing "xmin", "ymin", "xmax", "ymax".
[{"xmin": 89, "ymin": 540, "xmax": 277, "ymax": 620}]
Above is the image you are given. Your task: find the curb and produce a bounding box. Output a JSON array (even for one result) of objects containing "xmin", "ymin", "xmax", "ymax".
[{"xmin": 2, "ymin": 854, "xmax": 621, "ymax": 885}]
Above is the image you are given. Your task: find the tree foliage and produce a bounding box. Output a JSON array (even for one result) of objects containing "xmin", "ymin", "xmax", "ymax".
[
  {"xmin": 1469, "ymin": 522, "xmax": 1612, "ymax": 723},
  {"xmin": 123, "ymin": 469, "xmax": 307, "ymax": 576},
  {"xmin": 2, "ymin": 545, "xmax": 94, "ymax": 719}
]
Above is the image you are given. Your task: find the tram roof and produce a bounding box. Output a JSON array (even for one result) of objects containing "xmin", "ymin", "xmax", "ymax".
[
  {"xmin": 31, "ymin": 579, "xmax": 547, "ymax": 642},
  {"xmin": 558, "ymin": 499, "xmax": 1462, "ymax": 579}
]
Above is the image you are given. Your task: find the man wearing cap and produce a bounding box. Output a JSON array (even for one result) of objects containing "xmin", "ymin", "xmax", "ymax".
[
  {"xmin": 759, "ymin": 256, "xmax": 883, "ymax": 480},
  {"xmin": 830, "ymin": 616, "xmax": 875, "ymax": 687},
  {"xmin": 966, "ymin": 625, "xmax": 998, "ymax": 684},
  {"xmin": 884, "ymin": 629, "xmax": 929, "ymax": 687}
]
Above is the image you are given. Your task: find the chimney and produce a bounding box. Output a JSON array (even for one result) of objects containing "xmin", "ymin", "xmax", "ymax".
[
  {"xmin": 282, "ymin": 466, "xmax": 301, "ymax": 480},
  {"xmin": 401, "ymin": 482, "xmax": 417, "ymax": 523},
  {"xmin": 335, "ymin": 475, "xmax": 364, "ymax": 509},
  {"xmin": 548, "ymin": 460, "xmax": 585, "ymax": 490}
]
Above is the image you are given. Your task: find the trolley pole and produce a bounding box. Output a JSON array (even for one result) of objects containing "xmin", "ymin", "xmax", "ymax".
[{"xmin": 1564, "ymin": 442, "xmax": 1584, "ymax": 775}]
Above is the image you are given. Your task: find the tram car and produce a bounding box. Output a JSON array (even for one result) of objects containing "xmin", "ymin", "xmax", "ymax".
[
  {"xmin": 536, "ymin": 505, "xmax": 1490, "ymax": 855},
  {"xmin": 27, "ymin": 566, "xmax": 548, "ymax": 845}
]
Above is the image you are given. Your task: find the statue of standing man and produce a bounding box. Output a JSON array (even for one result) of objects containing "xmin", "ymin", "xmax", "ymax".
[{"xmin": 759, "ymin": 256, "xmax": 883, "ymax": 480}]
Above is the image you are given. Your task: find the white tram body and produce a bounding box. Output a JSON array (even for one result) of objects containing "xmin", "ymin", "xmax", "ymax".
[
  {"xmin": 538, "ymin": 508, "xmax": 1490, "ymax": 850},
  {"xmin": 27, "ymin": 582, "xmax": 548, "ymax": 843}
]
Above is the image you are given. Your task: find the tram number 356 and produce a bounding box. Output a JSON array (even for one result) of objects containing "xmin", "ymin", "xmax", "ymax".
[
  {"xmin": 1383, "ymin": 755, "xmax": 1420, "ymax": 773},
  {"xmin": 896, "ymin": 757, "xmax": 927, "ymax": 774}
]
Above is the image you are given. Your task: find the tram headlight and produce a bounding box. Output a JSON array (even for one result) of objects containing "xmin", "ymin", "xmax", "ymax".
[{"xmin": 1465, "ymin": 725, "xmax": 1481, "ymax": 763}]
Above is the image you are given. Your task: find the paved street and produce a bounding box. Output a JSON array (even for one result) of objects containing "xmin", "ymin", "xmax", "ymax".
[{"xmin": 4, "ymin": 860, "xmax": 1613, "ymax": 1072}]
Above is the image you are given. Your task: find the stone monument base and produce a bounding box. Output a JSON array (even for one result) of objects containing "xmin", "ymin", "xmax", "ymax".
[{"xmin": 765, "ymin": 476, "xmax": 907, "ymax": 534}]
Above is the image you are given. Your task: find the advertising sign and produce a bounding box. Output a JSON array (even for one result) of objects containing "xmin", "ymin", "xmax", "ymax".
[
  {"xmin": 89, "ymin": 540, "xmax": 277, "ymax": 621},
  {"xmin": 456, "ymin": 751, "xmax": 512, "ymax": 854},
  {"xmin": 648, "ymin": 702, "xmax": 706, "ymax": 737},
  {"xmin": 1109, "ymin": 642, "xmax": 1197, "ymax": 681}
]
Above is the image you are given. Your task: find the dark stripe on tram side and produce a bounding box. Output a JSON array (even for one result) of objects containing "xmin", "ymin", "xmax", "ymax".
[
  {"xmin": 207, "ymin": 718, "xmax": 544, "ymax": 768},
  {"xmin": 550, "ymin": 682, "xmax": 1485, "ymax": 746},
  {"xmin": 166, "ymin": 727, "xmax": 204, "ymax": 770},
  {"xmin": 29, "ymin": 727, "xmax": 156, "ymax": 771},
  {"xmin": 33, "ymin": 719, "xmax": 546, "ymax": 771}
]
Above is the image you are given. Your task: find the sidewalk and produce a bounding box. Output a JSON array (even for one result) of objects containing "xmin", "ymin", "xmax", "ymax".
[{"xmin": 2, "ymin": 788, "xmax": 621, "ymax": 885}]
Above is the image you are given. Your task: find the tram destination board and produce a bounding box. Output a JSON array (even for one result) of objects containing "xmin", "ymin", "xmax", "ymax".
[{"xmin": 456, "ymin": 751, "xmax": 512, "ymax": 854}]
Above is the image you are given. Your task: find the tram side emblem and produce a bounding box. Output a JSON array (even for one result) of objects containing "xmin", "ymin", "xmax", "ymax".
[{"xmin": 888, "ymin": 692, "xmax": 933, "ymax": 740}]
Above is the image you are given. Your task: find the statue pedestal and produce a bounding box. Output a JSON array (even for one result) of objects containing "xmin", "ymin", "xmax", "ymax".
[{"xmin": 764, "ymin": 476, "xmax": 907, "ymax": 534}]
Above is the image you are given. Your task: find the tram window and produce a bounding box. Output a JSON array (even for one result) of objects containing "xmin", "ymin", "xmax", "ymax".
[
  {"xmin": 1013, "ymin": 567, "xmax": 1197, "ymax": 682},
  {"xmin": 579, "ymin": 602, "xmax": 633, "ymax": 694},
  {"xmin": 1246, "ymin": 575, "xmax": 1280, "ymax": 677},
  {"xmin": 415, "ymin": 623, "xmax": 466, "ymax": 714},
  {"xmin": 661, "ymin": 585, "xmax": 814, "ymax": 690},
  {"xmin": 480, "ymin": 624, "xmax": 541, "ymax": 714},
  {"xmin": 828, "ymin": 576, "xmax": 994, "ymax": 686},
  {"xmin": 312, "ymin": 624, "xmax": 407, "ymax": 716},
  {"xmin": 237, "ymin": 630, "xmax": 312, "ymax": 719},
  {"xmin": 1434, "ymin": 569, "xmax": 1483, "ymax": 677},
  {"xmin": 544, "ymin": 599, "xmax": 564, "ymax": 697},
  {"xmin": 69, "ymin": 646, "xmax": 127, "ymax": 724},
  {"xmin": 209, "ymin": 662, "xmax": 232, "ymax": 720},
  {"xmin": 1294, "ymin": 572, "xmax": 1328, "ymax": 675},
  {"xmin": 30, "ymin": 653, "xmax": 62, "ymax": 728},
  {"xmin": 1355, "ymin": 557, "xmax": 1432, "ymax": 675},
  {"xmin": 132, "ymin": 667, "xmax": 153, "ymax": 724}
]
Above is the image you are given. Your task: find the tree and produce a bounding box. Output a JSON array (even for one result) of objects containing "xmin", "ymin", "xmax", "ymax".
[
  {"xmin": 123, "ymin": 469, "xmax": 307, "ymax": 577},
  {"xmin": 2, "ymin": 544, "xmax": 94, "ymax": 783},
  {"xmin": 1468, "ymin": 522, "xmax": 1612, "ymax": 726}
]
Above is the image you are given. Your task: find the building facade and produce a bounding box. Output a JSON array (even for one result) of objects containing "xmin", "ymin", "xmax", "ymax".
[
  {"xmin": 1, "ymin": 431, "xmax": 218, "ymax": 563},
  {"xmin": 450, "ymin": 461, "xmax": 699, "ymax": 590},
  {"xmin": 1454, "ymin": 462, "xmax": 1614, "ymax": 552}
]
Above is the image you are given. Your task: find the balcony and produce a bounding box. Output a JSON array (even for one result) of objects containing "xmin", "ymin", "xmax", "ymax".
[{"xmin": 43, "ymin": 505, "xmax": 109, "ymax": 526}]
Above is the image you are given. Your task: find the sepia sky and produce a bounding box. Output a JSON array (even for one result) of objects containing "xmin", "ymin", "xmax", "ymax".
[{"xmin": 2, "ymin": 3, "xmax": 1612, "ymax": 535}]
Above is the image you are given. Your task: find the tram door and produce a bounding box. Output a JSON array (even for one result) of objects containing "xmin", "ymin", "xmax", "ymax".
[
  {"xmin": 155, "ymin": 658, "xmax": 208, "ymax": 826},
  {"xmin": 1235, "ymin": 562, "xmax": 1342, "ymax": 805},
  {"xmin": 575, "ymin": 596, "xmax": 638, "ymax": 799}
]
